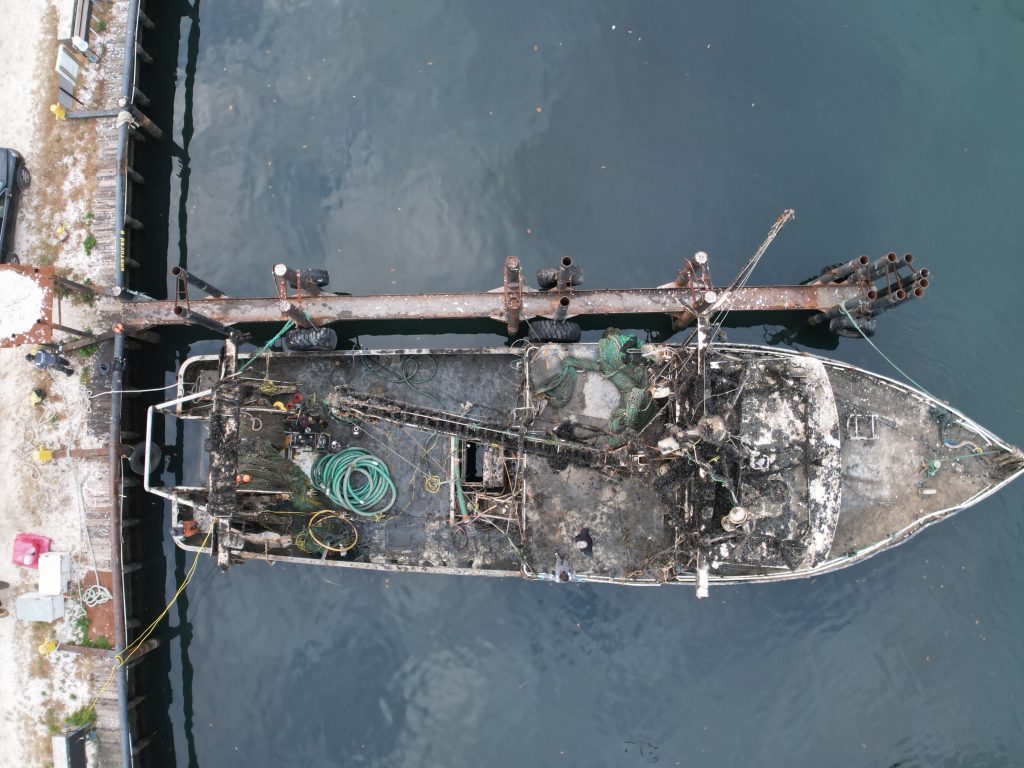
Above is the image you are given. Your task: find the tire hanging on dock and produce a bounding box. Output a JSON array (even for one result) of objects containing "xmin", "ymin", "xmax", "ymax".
[
  {"xmin": 829, "ymin": 314, "xmax": 876, "ymax": 338},
  {"xmin": 528, "ymin": 319, "xmax": 582, "ymax": 343}
]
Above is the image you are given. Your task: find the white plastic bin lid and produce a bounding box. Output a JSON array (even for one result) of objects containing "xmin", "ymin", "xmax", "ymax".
[{"xmin": 38, "ymin": 553, "xmax": 71, "ymax": 596}]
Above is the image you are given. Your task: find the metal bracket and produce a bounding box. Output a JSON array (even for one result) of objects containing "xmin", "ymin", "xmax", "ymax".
[
  {"xmin": 503, "ymin": 256, "xmax": 523, "ymax": 336},
  {"xmin": 846, "ymin": 414, "xmax": 878, "ymax": 440},
  {"xmin": 666, "ymin": 252, "xmax": 714, "ymax": 330}
]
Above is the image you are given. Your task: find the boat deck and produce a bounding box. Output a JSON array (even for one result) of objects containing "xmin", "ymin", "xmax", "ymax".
[
  {"xmin": 826, "ymin": 362, "xmax": 1018, "ymax": 559},
  {"xmin": 162, "ymin": 342, "xmax": 1023, "ymax": 587}
]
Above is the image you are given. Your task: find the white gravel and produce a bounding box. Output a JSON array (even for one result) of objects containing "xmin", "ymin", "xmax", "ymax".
[
  {"xmin": 0, "ymin": 269, "xmax": 47, "ymax": 338},
  {"xmin": 0, "ymin": 2, "xmax": 111, "ymax": 765}
]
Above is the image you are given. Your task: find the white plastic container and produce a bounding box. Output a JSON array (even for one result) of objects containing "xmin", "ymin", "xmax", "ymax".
[
  {"xmin": 16, "ymin": 592, "xmax": 65, "ymax": 622},
  {"xmin": 38, "ymin": 552, "xmax": 72, "ymax": 596}
]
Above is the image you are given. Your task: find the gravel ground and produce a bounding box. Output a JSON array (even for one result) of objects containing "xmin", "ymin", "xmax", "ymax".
[{"xmin": 0, "ymin": 2, "xmax": 124, "ymax": 764}]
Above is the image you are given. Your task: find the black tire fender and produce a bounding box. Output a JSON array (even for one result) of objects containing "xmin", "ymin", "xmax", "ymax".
[
  {"xmin": 829, "ymin": 315, "xmax": 876, "ymax": 338},
  {"xmin": 528, "ymin": 319, "xmax": 582, "ymax": 343}
]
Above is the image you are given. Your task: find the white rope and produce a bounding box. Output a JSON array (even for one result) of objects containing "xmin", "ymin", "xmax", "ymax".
[{"xmin": 89, "ymin": 382, "xmax": 178, "ymax": 398}]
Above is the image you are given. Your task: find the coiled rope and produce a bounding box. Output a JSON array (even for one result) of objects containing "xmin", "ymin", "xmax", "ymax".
[
  {"xmin": 310, "ymin": 448, "xmax": 397, "ymax": 516},
  {"xmin": 295, "ymin": 510, "xmax": 359, "ymax": 554}
]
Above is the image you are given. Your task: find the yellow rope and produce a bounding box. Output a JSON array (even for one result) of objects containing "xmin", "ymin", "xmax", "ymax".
[
  {"xmin": 305, "ymin": 510, "xmax": 359, "ymax": 554},
  {"xmin": 86, "ymin": 530, "xmax": 212, "ymax": 714}
]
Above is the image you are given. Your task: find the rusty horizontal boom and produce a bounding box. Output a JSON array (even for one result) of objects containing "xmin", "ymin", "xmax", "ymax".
[{"xmin": 118, "ymin": 284, "xmax": 864, "ymax": 334}]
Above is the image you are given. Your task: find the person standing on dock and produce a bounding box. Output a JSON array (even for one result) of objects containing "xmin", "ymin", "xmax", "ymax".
[
  {"xmin": 554, "ymin": 552, "xmax": 575, "ymax": 582},
  {"xmin": 25, "ymin": 349, "xmax": 74, "ymax": 376}
]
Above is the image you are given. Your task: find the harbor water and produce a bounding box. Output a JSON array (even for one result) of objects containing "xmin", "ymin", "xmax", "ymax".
[{"xmin": 147, "ymin": 1, "xmax": 1024, "ymax": 765}]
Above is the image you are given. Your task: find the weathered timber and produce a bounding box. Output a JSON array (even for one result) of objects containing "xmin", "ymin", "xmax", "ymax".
[{"xmin": 58, "ymin": 644, "xmax": 117, "ymax": 658}]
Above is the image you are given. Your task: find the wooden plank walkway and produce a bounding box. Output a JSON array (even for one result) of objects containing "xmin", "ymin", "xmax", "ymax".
[{"xmin": 69, "ymin": 0, "xmax": 133, "ymax": 763}]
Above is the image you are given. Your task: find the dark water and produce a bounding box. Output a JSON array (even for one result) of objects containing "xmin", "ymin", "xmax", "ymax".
[{"xmin": 147, "ymin": 2, "xmax": 1024, "ymax": 765}]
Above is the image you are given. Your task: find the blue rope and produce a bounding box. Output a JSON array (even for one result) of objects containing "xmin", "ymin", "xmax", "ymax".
[
  {"xmin": 836, "ymin": 302, "xmax": 936, "ymax": 400},
  {"xmin": 235, "ymin": 320, "xmax": 296, "ymax": 375}
]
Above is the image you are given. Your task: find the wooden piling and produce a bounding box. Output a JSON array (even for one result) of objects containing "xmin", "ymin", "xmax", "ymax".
[
  {"xmin": 118, "ymin": 98, "xmax": 163, "ymax": 140},
  {"xmin": 135, "ymin": 41, "xmax": 152, "ymax": 65}
]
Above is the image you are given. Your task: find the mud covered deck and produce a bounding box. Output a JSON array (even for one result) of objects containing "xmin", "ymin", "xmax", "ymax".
[
  {"xmin": 824, "ymin": 361, "xmax": 1022, "ymax": 559},
  {"xmin": 184, "ymin": 349, "xmax": 531, "ymax": 572},
  {"xmin": 161, "ymin": 342, "xmax": 1023, "ymax": 587}
]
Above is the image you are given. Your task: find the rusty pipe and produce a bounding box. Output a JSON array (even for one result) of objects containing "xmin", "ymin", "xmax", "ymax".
[
  {"xmin": 557, "ymin": 256, "xmax": 575, "ymax": 292},
  {"xmin": 555, "ymin": 295, "xmax": 570, "ymax": 323},
  {"xmin": 672, "ymin": 251, "xmax": 710, "ymax": 288},
  {"xmin": 887, "ymin": 270, "xmax": 930, "ymax": 293},
  {"xmin": 173, "ymin": 305, "xmax": 249, "ymax": 343},
  {"xmin": 279, "ymin": 301, "xmax": 315, "ymax": 328},
  {"xmin": 171, "ymin": 265, "xmax": 228, "ymax": 298},
  {"xmin": 891, "ymin": 285, "xmax": 926, "ymax": 309},
  {"xmin": 866, "ymin": 288, "xmax": 906, "ymax": 315},
  {"xmin": 273, "ymin": 263, "xmax": 328, "ymax": 295},
  {"xmin": 816, "ymin": 255, "xmax": 870, "ymax": 285},
  {"xmin": 865, "ymin": 252, "xmax": 900, "ymax": 281}
]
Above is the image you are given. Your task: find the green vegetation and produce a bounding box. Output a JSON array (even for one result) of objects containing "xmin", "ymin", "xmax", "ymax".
[
  {"xmin": 56, "ymin": 273, "xmax": 97, "ymax": 307},
  {"xmin": 75, "ymin": 276, "xmax": 96, "ymax": 306},
  {"xmin": 73, "ymin": 615, "xmax": 112, "ymax": 650},
  {"xmin": 82, "ymin": 212, "xmax": 97, "ymax": 256},
  {"xmin": 43, "ymin": 697, "xmax": 98, "ymax": 736},
  {"xmin": 95, "ymin": 19, "xmax": 107, "ymax": 33},
  {"xmin": 43, "ymin": 707, "xmax": 62, "ymax": 735},
  {"xmin": 66, "ymin": 706, "xmax": 96, "ymax": 729}
]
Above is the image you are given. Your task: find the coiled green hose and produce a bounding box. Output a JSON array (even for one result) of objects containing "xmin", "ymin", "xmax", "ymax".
[{"xmin": 310, "ymin": 448, "xmax": 397, "ymax": 517}]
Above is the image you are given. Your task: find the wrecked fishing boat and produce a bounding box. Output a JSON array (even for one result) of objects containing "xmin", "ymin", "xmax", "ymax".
[
  {"xmin": 142, "ymin": 214, "xmax": 1023, "ymax": 596},
  {"xmin": 146, "ymin": 319, "xmax": 1023, "ymax": 598}
]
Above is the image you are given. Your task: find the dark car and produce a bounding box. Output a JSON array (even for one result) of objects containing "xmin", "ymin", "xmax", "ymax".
[{"xmin": 0, "ymin": 147, "xmax": 31, "ymax": 264}]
